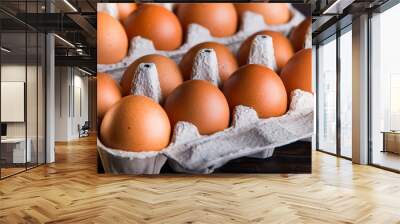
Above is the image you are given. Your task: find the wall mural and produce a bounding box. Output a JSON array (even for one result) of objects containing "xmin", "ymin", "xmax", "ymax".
[{"xmin": 96, "ymin": 2, "xmax": 313, "ymax": 174}]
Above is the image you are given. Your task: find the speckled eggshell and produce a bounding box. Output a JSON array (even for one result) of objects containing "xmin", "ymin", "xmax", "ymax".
[
  {"xmin": 234, "ymin": 3, "xmax": 291, "ymax": 25},
  {"xmin": 179, "ymin": 42, "xmax": 238, "ymax": 82},
  {"xmin": 290, "ymin": 17, "xmax": 312, "ymax": 52},
  {"xmin": 97, "ymin": 73, "xmax": 122, "ymax": 120},
  {"xmin": 237, "ymin": 30, "xmax": 294, "ymax": 72},
  {"xmin": 164, "ymin": 80, "xmax": 230, "ymax": 135},
  {"xmin": 176, "ymin": 3, "xmax": 238, "ymax": 38},
  {"xmin": 124, "ymin": 5, "xmax": 182, "ymax": 50},
  {"xmin": 280, "ymin": 48, "xmax": 312, "ymax": 101},
  {"xmin": 120, "ymin": 54, "xmax": 183, "ymax": 98},
  {"xmin": 97, "ymin": 12, "xmax": 128, "ymax": 64},
  {"xmin": 100, "ymin": 95, "xmax": 171, "ymax": 152},
  {"xmin": 223, "ymin": 64, "xmax": 287, "ymax": 118}
]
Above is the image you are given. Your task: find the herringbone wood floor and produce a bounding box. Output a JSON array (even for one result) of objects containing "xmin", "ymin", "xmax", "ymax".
[{"xmin": 1, "ymin": 136, "xmax": 400, "ymax": 224}]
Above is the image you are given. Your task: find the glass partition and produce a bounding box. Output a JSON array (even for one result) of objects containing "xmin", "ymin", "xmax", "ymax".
[
  {"xmin": 1, "ymin": 31, "xmax": 28, "ymax": 177},
  {"xmin": 0, "ymin": 0, "xmax": 46, "ymax": 179}
]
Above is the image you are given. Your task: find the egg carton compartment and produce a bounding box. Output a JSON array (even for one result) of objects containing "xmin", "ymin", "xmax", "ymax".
[
  {"xmin": 97, "ymin": 3, "xmax": 304, "ymax": 82},
  {"xmin": 97, "ymin": 50, "xmax": 314, "ymax": 174},
  {"xmin": 98, "ymin": 91, "xmax": 312, "ymax": 174},
  {"xmin": 97, "ymin": 139, "xmax": 167, "ymax": 174}
]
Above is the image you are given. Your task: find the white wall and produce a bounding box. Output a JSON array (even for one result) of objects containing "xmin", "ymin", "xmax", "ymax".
[
  {"xmin": 54, "ymin": 67, "xmax": 89, "ymax": 141},
  {"xmin": 1, "ymin": 65, "xmax": 40, "ymax": 138},
  {"xmin": 55, "ymin": 66, "xmax": 70, "ymax": 141},
  {"xmin": 72, "ymin": 73, "xmax": 89, "ymax": 138},
  {"xmin": 1, "ymin": 65, "xmax": 26, "ymax": 138}
]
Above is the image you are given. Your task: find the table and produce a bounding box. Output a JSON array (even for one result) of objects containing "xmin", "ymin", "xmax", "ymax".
[
  {"xmin": 1, "ymin": 138, "xmax": 32, "ymax": 164},
  {"xmin": 381, "ymin": 131, "xmax": 400, "ymax": 154}
]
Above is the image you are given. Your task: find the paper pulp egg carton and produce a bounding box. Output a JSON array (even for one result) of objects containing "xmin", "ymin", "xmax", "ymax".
[
  {"xmin": 97, "ymin": 3, "xmax": 305, "ymax": 82},
  {"xmin": 97, "ymin": 47, "xmax": 314, "ymax": 174}
]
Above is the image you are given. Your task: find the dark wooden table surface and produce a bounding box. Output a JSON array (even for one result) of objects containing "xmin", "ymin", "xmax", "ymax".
[
  {"xmin": 214, "ymin": 141, "xmax": 311, "ymax": 173},
  {"xmin": 160, "ymin": 141, "xmax": 311, "ymax": 173},
  {"xmin": 98, "ymin": 141, "xmax": 311, "ymax": 174}
]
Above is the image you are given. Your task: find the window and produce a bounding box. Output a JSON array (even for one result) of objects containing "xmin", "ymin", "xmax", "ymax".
[
  {"xmin": 317, "ymin": 36, "xmax": 337, "ymax": 154},
  {"xmin": 389, "ymin": 74, "xmax": 400, "ymax": 130},
  {"xmin": 316, "ymin": 25, "xmax": 353, "ymax": 159},
  {"xmin": 370, "ymin": 2, "xmax": 400, "ymax": 171},
  {"xmin": 339, "ymin": 28, "xmax": 352, "ymax": 158}
]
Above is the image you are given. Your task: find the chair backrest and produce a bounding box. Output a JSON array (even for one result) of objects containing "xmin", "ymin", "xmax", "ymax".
[{"xmin": 83, "ymin": 121, "xmax": 90, "ymax": 129}]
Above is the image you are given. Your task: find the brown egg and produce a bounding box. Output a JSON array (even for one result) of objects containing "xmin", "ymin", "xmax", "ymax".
[
  {"xmin": 120, "ymin": 54, "xmax": 183, "ymax": 98},
  {"xmin": 176, "ymin": 3, "xmax": 237, "ymax": 37},
  {"xmin": 223, "ymin": 64, "xmax": 287, "ymax": 118},
  {"xmin": 234, "ymin": 3, "xmax": 291, "ymax": 25},
  {"xmin": 124, "ymin": 5, "xmax": 182, "ymax": 50},
  {"xmin": 100, "ymin": 95, "xmax": 171, "ymax": 152},
  {"xmin": 117, "ymin": 3, "xmax": 137, "ymax": 23},
  {"xmin": 97, "ymin": 73, "xmax": 122, "ymax": 120},
  {"xmin": 280, "ymin": 49, "xmax": 312, "ymax": 101},
  {"xmin": 97, "ymin": 12, "xmax": 128, "ymax": 64},
  {"xmin": 290, "ymin": 17, "xmax": 312, "ymax": 52},
  {"xmin": 164, "ymin": 80, "xmax": 230, "ymax": 135},
  {"xmin": 237, "ymin": 30, "xmax": 294, "ymax": 71},
  {"xmin": 179, "ymin": 42, "xmax": 238, "ymax": 82}
]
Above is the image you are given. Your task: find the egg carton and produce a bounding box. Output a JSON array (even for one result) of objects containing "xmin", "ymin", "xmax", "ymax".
[
  {"xmin": 97, "ymin": 48, "xmax": 314, "ymax": 174},
  {"xmin": 97, "ymin": 3, "xmax": 305, "ymax": 82}
]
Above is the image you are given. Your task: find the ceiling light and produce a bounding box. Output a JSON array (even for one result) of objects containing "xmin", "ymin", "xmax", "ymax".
[
  {"xmin": 54, "ymin": 34, "xmax": 75, "ymax": 48},
  {"xmin": 76, "ymin": 48, "xmax": 85, "ymax": 55},
  {"xmin": 1, "ymin": 47, "xmax": 11, "ymax": 53},
  {"xmin": 78, "ymin": 67, "xmax": 92, "ymax": 76},
  {"xmin": 63, "ymin": 0, "xmax": 78, "ymax": 12},
  {"xmin": 322, "ymin": 0, "xmax": 355, "ymax": 15}
]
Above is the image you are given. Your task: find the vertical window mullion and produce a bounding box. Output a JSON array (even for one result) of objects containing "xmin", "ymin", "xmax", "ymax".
[
  {"xmin": 315, "ymin": 45, "xmax": 320, "ymax": 150},
  {"xmin": 367, "ymin": 11, "xmax": 373, "ymax": 165},
  {"xmin": 25, "ymin": 0, "xmax": 28, "ymax": 171},
  {"xmin": 36, "ymin": 0, "xmax": 39, "ymax": 167},
  {"xmin": 0, "ymin": 19, "xmax": 2, "ymax": 179},
  {"xmin": 336, "ymin": 28, "xmax": 341, "ymax": 157}
]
